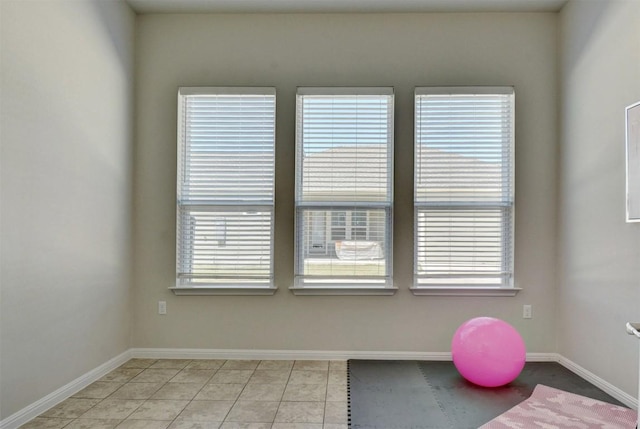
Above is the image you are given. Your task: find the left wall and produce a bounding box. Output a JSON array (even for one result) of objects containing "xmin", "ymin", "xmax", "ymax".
[{"xmin": 0, "ymin": 0, "xmax": 136, "ymax": 419}]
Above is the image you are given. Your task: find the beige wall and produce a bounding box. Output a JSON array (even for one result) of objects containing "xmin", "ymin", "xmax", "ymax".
[
  {"xmin": 0, "ymin": 0, "xmax": 136, "ymax": 418},
  {"xmin": 3, "ymin": 0, "xmax": 639, "ymax": 420},
  {"xmin": 558, "ymin": 0, "xmax": 640, "ymax": 400},
  {"xmin": 133, "ymin": 13, "xmax": 559, "ymax": 353}
]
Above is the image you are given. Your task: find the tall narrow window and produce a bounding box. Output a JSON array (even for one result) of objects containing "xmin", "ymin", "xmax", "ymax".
[
  {"xmin": 413, "ymin": 87, "xmax": 515, "ymax": 294},
  {"xmin": 293, "ymin": 87, "xmax": 395, "ymax": 295},
  {"xmin": 175, "ymin": 87, "xmax": 276, "ymax": 294}
]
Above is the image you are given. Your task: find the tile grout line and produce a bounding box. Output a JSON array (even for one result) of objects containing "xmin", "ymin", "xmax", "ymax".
[
  {"xmin": 129, "ymin": 359, "xmax": 189, "ymax": 427},
  {"xmin": 225, "ymin": 361, "xmax": 257, "ymax": 424},
  {"xmin": 19, "ymin": 358, "xmax": 349, "ymax": 429},
  {"xmin": 138, "ymin": 359, "xmax": 192, "ymax": 426},
  {"xmin": 324, "ymin": 361, "xmax": 330, "ymax": 427},
  {"xmin": 272, "ymin": 360, "xmax": 295, "ymax": 427},
  {"xmin": 167, "ymin": 358, "xmax": 215, "ymax": 428}
]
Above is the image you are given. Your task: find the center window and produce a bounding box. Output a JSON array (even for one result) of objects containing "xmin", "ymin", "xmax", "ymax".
[{"xmin": 293, "ymin": 88, "xmax": 395, "ymax": 294}]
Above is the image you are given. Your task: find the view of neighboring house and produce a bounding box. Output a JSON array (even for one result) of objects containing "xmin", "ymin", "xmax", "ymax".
[{"xmin": 300, "ymin": 144, "xmax": 389, "ymax": 260}]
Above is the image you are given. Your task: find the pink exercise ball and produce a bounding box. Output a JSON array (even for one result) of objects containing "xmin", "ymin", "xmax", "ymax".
[{"xmin": 451, "ymin": 317, "xmax": 526, "ymax": 387}]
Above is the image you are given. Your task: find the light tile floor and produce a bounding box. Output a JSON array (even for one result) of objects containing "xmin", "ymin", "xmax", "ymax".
[{"xmin": 20, "ymin": 359, "xmax": 349, "ymax": 429}]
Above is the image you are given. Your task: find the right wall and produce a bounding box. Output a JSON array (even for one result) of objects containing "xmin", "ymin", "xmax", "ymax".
[{"xmin": 558, "ymin": 0, "xmax": 640, "ymax": 401}]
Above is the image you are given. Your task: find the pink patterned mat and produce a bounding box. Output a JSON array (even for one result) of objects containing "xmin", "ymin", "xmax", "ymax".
[{"xmin": 479, "ymin": 384, "xmax": 638, "ymax": 429}]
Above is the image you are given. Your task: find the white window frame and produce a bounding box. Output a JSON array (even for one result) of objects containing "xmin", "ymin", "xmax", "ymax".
[
  {"xmin": 172, "ymin": 87, "xmax": 277, "ymax": 296},
  {"xmin": 292, "ymin": 87, "xmax": 396, "ymax": 296},
  {"xmin": 411, "ymin": 86, "xmax": 520, "ymax": 296}
]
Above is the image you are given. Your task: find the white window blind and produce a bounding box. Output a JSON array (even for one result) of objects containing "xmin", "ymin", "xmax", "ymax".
[
  {"xmin": 176, "ymin": 87, "xmax": 276, "ymax": 289},
  {"xmin": 414, "ymin": 87, "xmax": 515, "ymax": 289},
  {"xmin": 294, "ymin": 88, "xmax": 394, "ymax": 290}
]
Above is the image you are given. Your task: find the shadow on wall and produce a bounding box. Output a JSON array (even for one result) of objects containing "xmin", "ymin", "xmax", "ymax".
[
  {"xmin": 93, "ymin": 0, "xmax": 136, "ymax": 72},
  {"xmin": 560, "ymin": 0, "xmax": 610, "ymax": 76}
]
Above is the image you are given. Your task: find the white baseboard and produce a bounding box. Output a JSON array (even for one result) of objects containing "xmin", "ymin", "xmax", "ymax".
[
  {"xmin": 130, "ymin": 347, "xmax": 452, "ymax": 361},
  {"xmin": 131, "ymin": 349, "xmax": 559, "ymax": 363},
  {"xmin": 0, "ymin": 350, "xmax": 132, "ymax": 429},
  {"xmin": 526, "ymin": 352, "xmax": 558, "ymax": 362},
  {"xmin": 2, "ymin": 348, "xmax": 636, "ymax": 429},
  {"xmin": 557, "ymin": 354, "xmax": 639, "ymax": 410}
]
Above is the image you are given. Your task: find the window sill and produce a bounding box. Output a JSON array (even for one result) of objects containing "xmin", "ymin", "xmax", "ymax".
[
  {"xmin": 289, "ymin": 286, "xmax": 398, "ymax": 296},
  {"xmin": 410, "ymin": 287, "xmax": 522, "ymax": 297},
  {"xmin": 170, "ymin": 286, "xmax": 277, "ymax": 296}
]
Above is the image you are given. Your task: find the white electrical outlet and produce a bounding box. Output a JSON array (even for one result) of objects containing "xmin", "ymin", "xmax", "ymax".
[
  {"xmin": 158, "ymin": 301, "xmax": 167, "ymax": 315},
  {"xmin": 523, "ymin": 304, "xmax": 532, "ymax": 319}
]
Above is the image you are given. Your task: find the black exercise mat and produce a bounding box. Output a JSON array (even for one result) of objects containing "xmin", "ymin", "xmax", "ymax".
[
  {"xmin": 349, "ymin": 360, "xmax": 450, "ymax": 429},
  {"xmin": 348, "ymin": 360, "xmax": 629, "ymax": 429}
]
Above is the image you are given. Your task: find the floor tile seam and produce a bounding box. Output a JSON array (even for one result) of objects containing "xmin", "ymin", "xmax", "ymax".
[
  {"xmin": 272, "ymin": 385, "xmax": 288, "ymax": 426},
  {"xmin": 65, "ymin": 395, "xmax": 107, "ymax": 420},
  {"xmin": 170, "ymin": 365, "xmax": 220, "ymax": 385},
  {"xmin": 183, "ymin": 368, "xmax": 216, "ymax": 402},
  {"xmin": 193, "ymin": 366, "xmax": 217, "ymax": 386},
  {"xmin": 189, "ymin": 388, "xmax": 236, "ymax": 424},
  {"xmin": 84, "ymin": 395, "xmax": 147, "ymax": 425},
  {"xmin": 323, "ymin": 362, "xmax": 330, "ymax": 406},
  {"xmin": 238, "ymin": 381, "xmax": 287, "ymax": 402},
  {"xmin": 272, "ymin": 401, "xmax": 327, "ymax": 426},
  {"xmin": 321, "ymin": 361, "xmax": 330, "ymax": 426},
  {"xmin": 149, "ymin": 361, "xmax": 194, "ymax": 371},
  {"xmin": 154, "ymin": 402, "xmax": 181, "ymax": 429},
  {"xmin": 249, "ymin": 362, "xmax": 294, "ymax": 386},
  {"xmin": 273, "ymin": 360, "xmax": 328, "ymax": 426},
  {"xmin": 219, "ymin": 360, "xmax": 280, "ymax": 424},
  {"xmin": 122, "ymin": 374, "xmax": 201, "ymax": 425},
  {"xmin": 231, "ymin": 370, "xmax": 255, "ymax": 412},
  {"xmin": 112, "ymin": 379, "xmax": 168, "ymax": 401},
  {"xmin": 121, "ymin": 359, "xmax": 159, "ymax": 370},
  {"xmin": 278, "ymin": 362, "xmax": 296, "ymax": 404}
]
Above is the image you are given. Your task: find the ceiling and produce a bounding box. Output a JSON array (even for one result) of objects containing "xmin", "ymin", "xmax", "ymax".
[{"xmin": 126, "ymin": 0, "xmax": 569, "ymax": 14}]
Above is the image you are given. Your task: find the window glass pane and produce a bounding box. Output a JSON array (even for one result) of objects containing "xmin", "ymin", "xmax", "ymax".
[
  {"xmin": 295, "ymin": 88, "xmax": 394, "ymax": 288},
  {"xmin": 351, "ymin": 210, "xmax": 368, "ymax": 240},
  {"xmin": 179, "ymin": 93, "xmax": 276, "ymax": 204},
  {"xmin": 415, "ymin": 92, "xmax": 513, "ymax": 205},
  {"xmin": 178, "ymin": 208, "xmax": 273, "ymax": 284},
  {"xmin": 368, "ymin": 211, "xmax": 386, "ymax": 242},
  {"xmin": 331, "ymin": 211, "xmax": 346, "ymax": 241},
  {"xmin": 415, "ymin": 207, "xmax": 511, "ymax": 285},
  {"xmin": 306, "ymin": 211, "xmax": 327, "ymax": 254},
  {"xmin": 414, "ymin": 87, "xmax": 514, "ymax": 288},
  {"xmin": 177, "ymin": 88, "xmax": 276, "ymax": 287},
  {"xmin": 297, "ymin": 208, "xmax": 389, "ymax": 277},
  {"xmin": 296, "ymin": 91, "xmax": 393, "ymax": 204}
]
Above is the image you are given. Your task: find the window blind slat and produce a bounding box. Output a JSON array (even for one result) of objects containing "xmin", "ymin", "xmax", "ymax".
[{"xmin": 179, "ymin": 92, "xmax": 276, "ymax": 205}]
